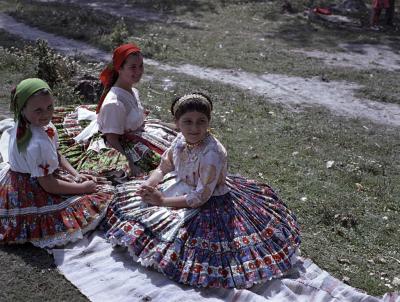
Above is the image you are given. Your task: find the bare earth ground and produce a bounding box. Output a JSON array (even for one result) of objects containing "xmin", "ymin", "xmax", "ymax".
[{"xmin": 1, "ymin": 12, "xmax": 400, "ymax": 126}]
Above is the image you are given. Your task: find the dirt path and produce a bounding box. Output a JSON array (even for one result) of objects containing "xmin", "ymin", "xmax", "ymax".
[
  {"xmin": 36, "ymin": 0, "xmax": 400, "ymax": 72},
  {"xmin": 1, "ymin": 12, "xmax": 400, "ymax": 127},
  {"xmin": 296, "ymin": 43, "xmax": 400, "ymax": 72}
]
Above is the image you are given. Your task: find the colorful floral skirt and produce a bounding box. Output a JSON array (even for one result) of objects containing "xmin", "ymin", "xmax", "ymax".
[
  {"xmin": 0, "ymin": 164, "xmax": 114, "ymax": 248},
  {"xmin": 52, "ymin": 105, "xmax": 177, "ymax": 177},
  {"xmin": 104, "ymin": 175, "xmax": 301, "ymax": 289}
]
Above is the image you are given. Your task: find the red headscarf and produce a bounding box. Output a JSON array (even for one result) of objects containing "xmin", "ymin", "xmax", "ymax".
[{"xmin": 97, "ymin": 43, "xmax": 141, "ymax": 113}]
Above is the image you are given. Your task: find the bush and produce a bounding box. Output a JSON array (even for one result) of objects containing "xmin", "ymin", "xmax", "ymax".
[
  {"xmin": 31, "ymin": 39, "xmax": 77, "ymax": 88},
  {"xmin": 110, "ymin": 18, "xmax": 129, "ymax": 48}
]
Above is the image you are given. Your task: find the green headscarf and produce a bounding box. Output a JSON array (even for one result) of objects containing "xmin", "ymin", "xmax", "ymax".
[{"xmin": 12, "ymin": 78, "xmax": 52, "ymax": 153}]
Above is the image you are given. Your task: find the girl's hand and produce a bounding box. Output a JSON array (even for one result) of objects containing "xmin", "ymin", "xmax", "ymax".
[
  {"xmin": 139, "ymin": 180, "xmax": 157, "ymax": 189},
  {"xmin": 136, "ymin": 185, "xmax": 163, "ymax": 206},
  {"xmin": 81, "ymin": 180, "xmax": 98, "ymax": 193},
  {"xmin": 74, "ymin": 173, "xmax": 95, "ymax": 182}
]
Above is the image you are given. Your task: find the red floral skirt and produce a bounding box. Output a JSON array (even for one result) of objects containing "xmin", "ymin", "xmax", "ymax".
[{"xmin": 0, "ymin": 166, "xmax": 114, "ymax": 248}]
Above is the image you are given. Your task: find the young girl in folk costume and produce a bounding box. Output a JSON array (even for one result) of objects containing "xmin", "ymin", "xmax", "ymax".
[
  {"xmin": 55, "ymin": 43, "xmax": 176, "ymax": 179},
  {"xmin": 105, "ymin": 93, "xmax": 301, "ymax": 288},
  {"xmin": 0, "ymin": 78, "xmax": 113, "ymax": 248}
]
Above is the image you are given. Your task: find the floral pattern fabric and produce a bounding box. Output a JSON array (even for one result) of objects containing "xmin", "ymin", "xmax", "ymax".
[
  {"xmin": 52, "ymin": 105, "xmax": 177, "ymax": 177},
  {"xmin": 0, "ymin": 121, "xmax": 114, "ymax": 247},
  {"xmin": 105, "ymin": 134, "xmax": 301, "ymax": 289}
]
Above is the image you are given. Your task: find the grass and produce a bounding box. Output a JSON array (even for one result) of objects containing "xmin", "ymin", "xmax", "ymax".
[
  {"xmin": 0, "ymin": 1, "xmax": 399, "ymax": 300},
  {"xmin": 3, "ymin": 0, "xmax": 400, "ymax": 104}
]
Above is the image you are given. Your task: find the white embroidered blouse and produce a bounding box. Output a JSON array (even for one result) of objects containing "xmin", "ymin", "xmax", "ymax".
[
  {"xmin": 9, "ymin": 122, "xmax": 59, "ymax": 177},
  {"xmin": 97, "ymin": 87, "xmax": 145, "ymax": 135},
  {"xmin": 158, "ymin": 133, "xmax": 230, "ymax": 208}
]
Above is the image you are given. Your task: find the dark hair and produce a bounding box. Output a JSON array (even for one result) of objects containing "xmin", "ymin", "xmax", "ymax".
[{"xmin": 170, "ymin": 92, "xmax": 213, "ymax": 120}]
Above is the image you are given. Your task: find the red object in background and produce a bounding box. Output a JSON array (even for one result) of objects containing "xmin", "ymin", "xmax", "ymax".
[{"xmin": 313, "ymin": 7, "xmax": 332, "ymax": 15}]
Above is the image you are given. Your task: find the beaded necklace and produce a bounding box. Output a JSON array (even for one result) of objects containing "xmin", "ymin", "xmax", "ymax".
[{"xmin": 185, "ymin": 133, "xmax": 209, "ymax": 150}]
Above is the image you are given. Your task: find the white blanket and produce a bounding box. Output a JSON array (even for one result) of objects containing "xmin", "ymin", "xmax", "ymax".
[{"xmin": 51, "ymin": 231, "xmax": 399, "ymax": 302}]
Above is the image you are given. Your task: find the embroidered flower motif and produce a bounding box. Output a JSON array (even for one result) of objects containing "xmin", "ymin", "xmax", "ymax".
[
  {"xmin": 39, "ymin": 163, "xmax": 50, "ymax": 176},
  {"xmin": 123, "ymin": 224, "xmax": 132, "ymax": 232},
  {"xmin": 180, "ymin": 232, "xmax": 189, "ymax": 241},
  {"xmin": 45, "ymin": 127, "xmax": 55, "ymax": 140},
  {"xmin": 193, "ymin": 264, "xmax": 202, "ymax": 273},
  {"xmin": 134, "ymin": 229, "xmax": 144, "ymax": 236},
  {"xmin": 272, "ymin": 253, "xmax": 282, "ymax": 262},
  {"xmin": 218, "ymin": 268, "xmax": 228, "ymax": 278},
  {"xmin": 263, "ymin": 256, "xmax": 272, "ymax": 265},
  {"xmin": 236, "ymin": 266, "xmax": 244, "ymax": 273},
  {"xmin": 170, "ymin": 252, "xmax": 178, "ymax": 261}
]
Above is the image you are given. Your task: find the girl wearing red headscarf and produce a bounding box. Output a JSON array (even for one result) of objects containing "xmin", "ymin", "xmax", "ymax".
[{"xmin": 54, "ymin": 44, "xmax": 176, "ymax": 181}]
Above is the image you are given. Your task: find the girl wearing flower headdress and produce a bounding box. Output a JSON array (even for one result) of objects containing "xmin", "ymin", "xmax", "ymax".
[
  {"xmin": 105, "ymin": 93, "xmax": 301, "ymax": 289},
  {"xmin": 55, "ymin": 43, "xmax": 176, "ymax": 181},
  {"xmin": 0, "ymin": 78, "xmax": 113, "ymax": 248}
]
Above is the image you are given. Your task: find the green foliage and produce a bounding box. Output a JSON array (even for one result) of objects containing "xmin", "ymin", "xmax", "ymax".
[
  {"xmin": 52, "ymin": 81, "xmax": 81, "ymax": 106},
  {"xmin": 0, "ymin": 36, "xmax": 79, "ymax": 106},
  {"xmin": 31, "ymin": 39, "xmax": 76, "ymax": 88},
  {"xmin": 140, "ymin": 38, "xmax": 169, "ymax": 59},
  {"xmin": 110, "ymin": 18, "xmax": 129, "ymax": 47},
  {"xmin": 0, "ymin": 46, "xmax": 36, "ymax": 76}
]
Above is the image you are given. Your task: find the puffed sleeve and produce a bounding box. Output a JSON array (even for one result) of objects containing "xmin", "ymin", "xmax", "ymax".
[
  {"xmin": 157, "ymin": 147, "xmax": 174, "ymax": 175},
  {"xmin": 98, "ymin": 102, "xmax": 126, "ymax": 135},
  {"xmin": 25, "ymin": 139, "xmax": 59, "ymax": 177},
  {"xmin": 185, "ymin": 149, "xmax": 225, "ymax": 208}
]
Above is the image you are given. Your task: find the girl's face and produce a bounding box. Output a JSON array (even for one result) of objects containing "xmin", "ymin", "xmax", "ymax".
[
  {"xmin": 118, "ymin": 53, "xmax": 144, "ymax": 86},
  {"xmin": 176, "ymin": 111, "xmax": 210, "ymax": 144},
  {"xmin": 22, "ymin": 93, "xmax": 54, "ymax": 127}
]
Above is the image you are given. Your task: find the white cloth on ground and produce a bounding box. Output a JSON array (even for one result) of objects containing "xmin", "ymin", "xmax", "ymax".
[{"xmin": 51, "ymin": 231, "xmax": 399, "ymax": 302}]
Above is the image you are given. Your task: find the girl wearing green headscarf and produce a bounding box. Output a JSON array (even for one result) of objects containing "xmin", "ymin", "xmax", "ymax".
[{"xmin": 0, "ymin": 78, "xmax": 114, "ymax": 248}]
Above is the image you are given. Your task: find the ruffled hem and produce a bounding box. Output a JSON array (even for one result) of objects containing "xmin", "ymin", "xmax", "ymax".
[
  {"xmin": 34, "ymin": 204, "xmax": 109, "ymax": 249},
  {"xmin": 0, "ymin": 191, "xmax": 113, "ymax": 248},
  {"xmin": 0, "ymin": 168, "xmax": 114, "ymax": 248},
  {"xmin": 107, "ymin": 221, "xmax": 299, "ymax": 289},
  {"xmin": 105, "ymin": 175, "xmax": 301, "ymax": 289}
]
